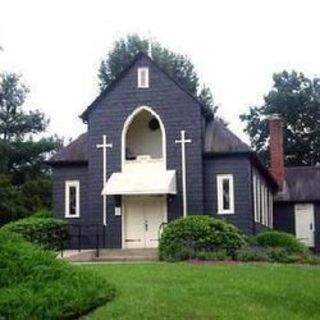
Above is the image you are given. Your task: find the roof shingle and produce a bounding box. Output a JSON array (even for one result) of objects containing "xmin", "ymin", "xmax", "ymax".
[
  {"xmin": 49, "ymin": 133, "xmax": 87, "ymax": 163},
  {"xmin": 204, "ymin": 119, "xmax": 251, "ymax": 153},
  {"xmin": 48, "ymin": 119, "xmax": 251, "ymax": 164},
  {"xmin": 275, "ymin": 166, "xmax": 320, "ymax": 202}
]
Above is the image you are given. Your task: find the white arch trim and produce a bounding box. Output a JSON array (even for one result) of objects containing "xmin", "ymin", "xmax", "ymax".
[{"xmin": 121, "ymin": 106, "xmax": 167, "ymax": 169}]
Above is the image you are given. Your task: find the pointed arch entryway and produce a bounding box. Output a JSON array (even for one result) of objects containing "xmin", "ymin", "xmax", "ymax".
[
  {"xmin": 121, "ymin": 106, "xmax": 167, "ymax": 170},
  {"xmin": 102, "ymin": 105, "xmax": 176, "ymax": 249}
]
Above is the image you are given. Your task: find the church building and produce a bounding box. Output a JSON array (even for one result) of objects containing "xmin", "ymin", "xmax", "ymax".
[{"xmin": 48, "ymin": 52, "xmax": 320, "ymax": 252}]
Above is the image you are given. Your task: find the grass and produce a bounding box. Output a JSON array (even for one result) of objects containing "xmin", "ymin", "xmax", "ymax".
[{"xmin": 82, "ymin": 262, "xmax": 320, "ymax": 320}]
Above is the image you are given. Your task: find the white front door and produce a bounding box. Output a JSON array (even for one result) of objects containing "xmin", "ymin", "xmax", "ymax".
[
  {"xmin": 295, "ymin": 203, "xmax": 315, "ymax": 247},
  {"xmin": 123, "ymin": 196, "xmax": 166, "ymax": 249}
]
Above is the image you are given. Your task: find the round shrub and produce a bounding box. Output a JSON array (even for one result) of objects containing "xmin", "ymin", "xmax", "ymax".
[
  {"xmin": 255, "ymin": 231, "xmax": 306, "ymax": 254},
  {"xmin": 1, "ymin": 216, "xmax": 67, "ymax": 250},
  {"xmin": 159, "ymin": 215, "xmax": 247, "ymax": 261}
]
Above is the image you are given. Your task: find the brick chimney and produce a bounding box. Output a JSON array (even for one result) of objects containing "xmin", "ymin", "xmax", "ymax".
[{"xmin": 269, "ymin": 114, "xmax": 285, "ymax": 189}]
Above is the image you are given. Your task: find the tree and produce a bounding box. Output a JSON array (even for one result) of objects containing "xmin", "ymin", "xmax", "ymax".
[
  {"xmin": 240, "ymin": 70, "xmax": 320, "ymax": 166},
  {"xmin": 98, "ymin": 34, "xmax": 218, "ymax": 119},
  {"xmin": 0, "ymin": 73, "xmax": 62, "ymax": 185},
  {"xmin": 0, "ymin": 174, "xmax": 26, "ymax": 225}
]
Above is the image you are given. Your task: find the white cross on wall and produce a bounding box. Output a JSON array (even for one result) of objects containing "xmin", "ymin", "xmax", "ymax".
[
  {"xmin": 175, "ymin": 130, "xmax": 192, "ymax": 218},
  {"xmin": 97, "ymin": 135, "xmax": 113, "ymax": 226}
]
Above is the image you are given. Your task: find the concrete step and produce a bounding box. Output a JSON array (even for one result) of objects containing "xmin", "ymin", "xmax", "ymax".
[
  {"xmin": 94, "ymin": 248, "xmax": 158, "ymax": 261},
  {"xmin": 64, "ymin": 248, "xmax": 159, "ymax": 262},
  {"xmin": 99, "ymin": 248, "xmax": 157, "ymax": 256}
]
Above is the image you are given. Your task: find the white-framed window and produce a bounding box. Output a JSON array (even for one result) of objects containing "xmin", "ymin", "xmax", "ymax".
[
  {"xmin": 253, "ymin": 173, "xmax": 259, "ymax": 222},
  {"xmin": 253, "ymin": 169, "xmax": 274, "ymax": 228},
  {"xmin": 137, "ymin": 67, "xmax": 149, "ymax": 88},
  {"xmin": 261, "ymin": 183, "xmax": 265, "ymax": 224},
  {"xmin": 256, "ymin": 176, "xmax": 261, "ymax": 223},
  {"xmin": 262, "ymin": 184, "xmax": 268, "ymax": 226},
  {"xmin": 269, "ymin": 190, "xmax": 273, "ymax": 228},
  {"xmin": 65, "ymin": 180, "xmax": 80, "ymax": 218},
  {"xmin": 217, "ymin": 174, "xmax": 235, "ymax": 214}
]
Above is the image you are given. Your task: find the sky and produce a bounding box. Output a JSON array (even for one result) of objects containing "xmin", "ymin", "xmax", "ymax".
[{"xmin": 1, "ymin": 0, "xmax": 320, "ymax": 144}]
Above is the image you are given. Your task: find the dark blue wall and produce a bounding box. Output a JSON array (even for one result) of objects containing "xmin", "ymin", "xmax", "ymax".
[
  {"xmin": 86, "ymin": 55, "xmax": 204, "ymax": 248},
  {"xmin": 52, "ymin": 165, "xmax": 88, "ymax": 221},
  {"xmin": 52, "ymin": 55, "xmax": 279, "ymax": 248},
  {"xmin": 273, "ymin": 202, "xmax": 295, "ymax": 234},
  {"xmin": 203, "ymin": 155, "xmax": 254, "ymax": 235},
  {"xmin": 52, "ymin": 165, "xmax": 101, "ymax": 249}
]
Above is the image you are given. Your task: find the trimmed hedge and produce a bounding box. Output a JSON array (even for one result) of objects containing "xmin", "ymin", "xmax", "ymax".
[
  {"xmin": 236, "ymin": 246, "xmax": 270, "ymax": 262},
  {"xmin": 254, "ymin": 231, "xmax": 307, "ymax": 254},
  {"xmin": 234, "ymin": 231, "xmax": 317, "ymax": 264},
  {"xmin": 1, "ymin": 216, "xmax": 67, "ymax": 250},
  {"xmin": 32, "ymin": 209, "xmax": 54, "ymax": 219},
  {"xmin": 0, "ymin": 231, "xmax": 115, "ymax": 319},
  {"xmin": 159, "ymin": 215, "xmax": 247, "ymax": 261}
]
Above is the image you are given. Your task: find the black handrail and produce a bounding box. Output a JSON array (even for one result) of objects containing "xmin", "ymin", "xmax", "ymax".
[
  {"xmin": 158, "ymin": 222, "xmax": 168, "ymax": 240},
  {"xmin": 60, "ymin": 223, "xmax": 105, "ymax": 257}
]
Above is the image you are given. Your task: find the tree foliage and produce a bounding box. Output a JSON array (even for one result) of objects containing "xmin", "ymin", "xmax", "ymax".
[
  {"xmin": 240, "ymin": 71, "xmax": 320, "ymax": 166},
  {"xmin": 0, "ymin": 73, "xmax": 61, "ymax": 224},
  {"xmin": 0, "ymin": 73, "xmax": 62, "ymax": 184},
  {"xmin": 98, "ymin": 34, "xmax": 218, "ymax": 119}
]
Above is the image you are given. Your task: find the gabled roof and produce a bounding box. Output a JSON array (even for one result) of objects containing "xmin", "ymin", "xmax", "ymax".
[
  {"xmin": 80, "ymin": 51, "xmax": 207, "ymax": 122},
  {"xmin": 204, "ymin": 119, "xmax": 251, "ymax": 153},
  {"xmin": 48, "ymin": 133, "xmax": 87, "ymax": 165},
  {"xmin": 48, "ymin": 119, "xmax": 250, "ymax": 164},
  {"xmin": 47, "ymin": 120, "xmax": 278, "ymax": 189},
  {"xmin": 204, "ymin": 119, "xmax": 278, "ymax": 190},
  {"xmin": 275, "ymin": 166, "xmax": 320, "ymax": 202}
]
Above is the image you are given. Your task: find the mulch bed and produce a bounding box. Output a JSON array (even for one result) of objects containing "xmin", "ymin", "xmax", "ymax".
[{"xmin": 187, "ymin": 259, "xmax": 242, "ymax": 265}]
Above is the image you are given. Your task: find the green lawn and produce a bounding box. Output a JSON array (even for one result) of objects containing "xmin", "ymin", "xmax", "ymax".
[{"xmin": 82, "ymin": 263, "xmax": 320, "ymax": 320}]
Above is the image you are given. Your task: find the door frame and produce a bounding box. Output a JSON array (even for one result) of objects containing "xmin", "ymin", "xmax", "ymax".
[
  {"xmin": 121, "ymin": 195, "xmax": 167, "ymax": 249},
  {"xmin": 294, "ymin": 203, "xmax": 315, "ymax": 247}
]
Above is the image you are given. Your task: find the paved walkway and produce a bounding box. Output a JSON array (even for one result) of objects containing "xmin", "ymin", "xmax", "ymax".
[
  {"xmin": 57, "ymin": 249, "xmax": 94, "ymax": 259},
  {"xmin": 58, "ymin": 248, "xmax": 159, "ymax": 262}
]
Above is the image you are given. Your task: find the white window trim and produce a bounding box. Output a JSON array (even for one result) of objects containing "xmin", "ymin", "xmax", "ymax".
[
  {"xmin": 65, "ymin": 180, "xmax": 80, "ymax": 218},
  {"xmin": 253, "ymin": 173, "xmax": 258, "ymax": 222},
  {"xmin": 269, "ymin": 190, "xmax": 273, "ymax": 228},
  {"xmin": 254, "ymin": 171, "xmax": 273, "ymax": 227},
  {"xmin": 262, "ymin": 184, "xmax": 266, "ymax": 226},
  {"xmin": 261, "ymin": 184, "xmax": 264, "ymax": 225},
  {"xmin": 137, "ymin": 67, "xmax": 149, "ymax": 88},
  {"xmin": 257, "ymin": 177, "xmax": 261, "ymax": 223},
  {"xmin": 217, "ymin": 174, "xmax": 235, "ymax": 215}
]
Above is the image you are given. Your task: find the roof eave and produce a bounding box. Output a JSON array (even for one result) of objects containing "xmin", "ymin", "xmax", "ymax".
[{"xmin": 45, "ymin": 160, "xmax": 88, "ymax": 167}]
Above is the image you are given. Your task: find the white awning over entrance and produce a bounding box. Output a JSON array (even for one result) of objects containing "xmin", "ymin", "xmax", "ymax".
[{"xmin": 102, "ymin": 170, "xmax": 177, "ymax": 195}]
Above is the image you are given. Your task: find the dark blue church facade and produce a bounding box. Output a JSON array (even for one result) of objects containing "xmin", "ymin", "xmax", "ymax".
[{"xmin": 49, "ymin": 52, "xmax": 320, "ymax": 252}]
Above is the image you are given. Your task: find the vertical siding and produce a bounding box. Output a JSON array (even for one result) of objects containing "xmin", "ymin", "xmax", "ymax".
[
  {"xmin": 203, "ymin": 155, "xmax": 254, "ymax": 235},
  {"xmin": 87, "ymin": 55, "xmax": 204, "ymax": 248}
]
